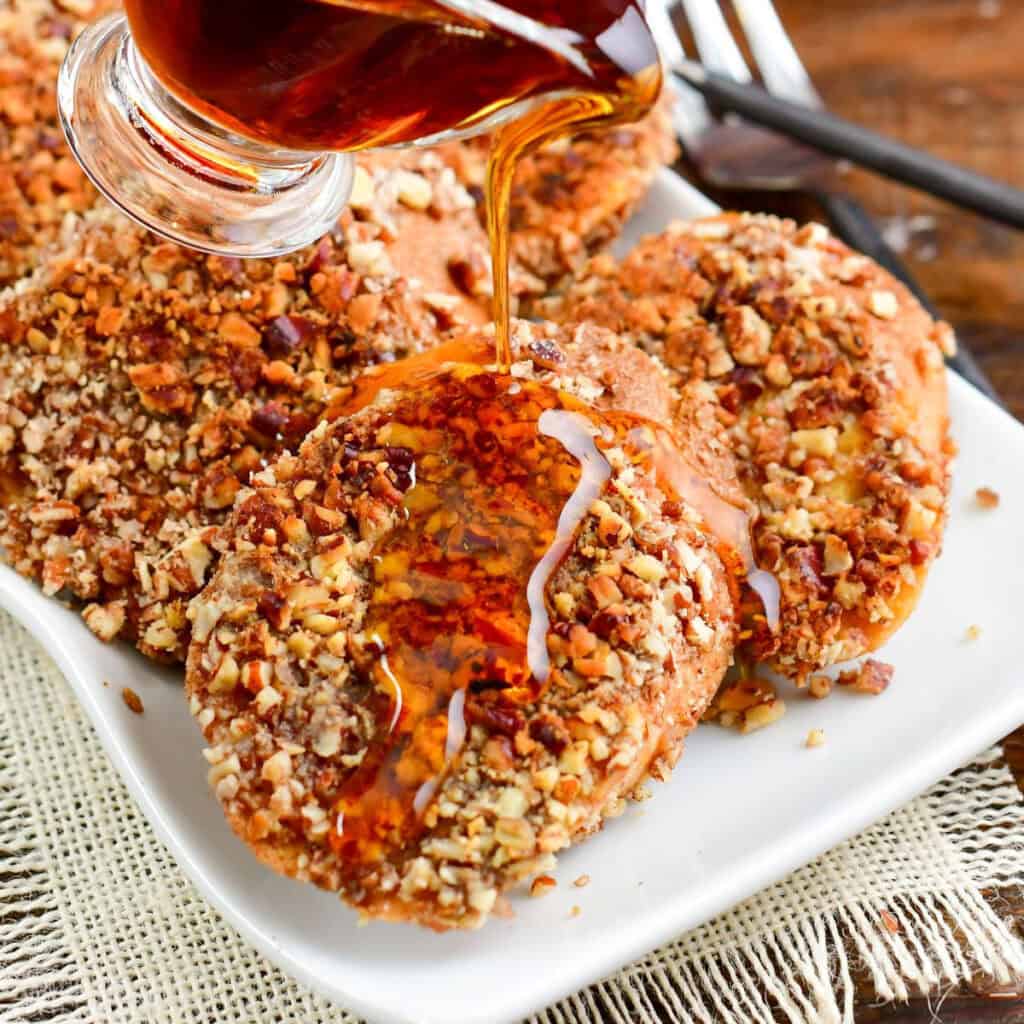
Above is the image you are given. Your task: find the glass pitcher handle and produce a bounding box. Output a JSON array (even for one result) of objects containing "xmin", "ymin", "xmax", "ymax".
[{"xmin": 59, "ymin": 15, "xmax": 355, "ymax": 258}]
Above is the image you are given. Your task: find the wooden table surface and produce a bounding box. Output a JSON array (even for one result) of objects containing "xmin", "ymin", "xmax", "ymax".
[{"xmin": 691, "ymin": 1, "xmax": 1024, "ymax": 1020}]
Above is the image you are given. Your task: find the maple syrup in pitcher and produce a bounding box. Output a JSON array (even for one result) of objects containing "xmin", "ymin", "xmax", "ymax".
[{"xmin": 124, "ymin": 0, "xmax": 663, "ymax": 364}]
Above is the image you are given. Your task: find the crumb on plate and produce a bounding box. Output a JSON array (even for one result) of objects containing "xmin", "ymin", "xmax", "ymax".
[
  {"xmin": 705, "ymin": 677, "xmax": 786, "ymax": 733},
  {"xmin": 545, "ymin": 213, "xmax": 954, "ymax": 686},
  {"xmin": 837, "ymin": 659, "xmax": 893, "ymax": 696},
  {"xmin": 975, "ymin": 486, "xmax": 1000, "ymax": 509},
  {"xmin": 808, "ymin": 675, "xmax": 833, "ymax": 700},
  {"xmin": 530, "ymin": 876, "xmax": 557, "ymax": 899},
  {"xmin": 121, "ymin": 687, "xmax": 144, "ymax": 715}
]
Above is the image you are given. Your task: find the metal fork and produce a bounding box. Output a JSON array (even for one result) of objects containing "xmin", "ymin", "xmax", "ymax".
[{"xmin": 650, "ymin": 0, "xmax": 998, "ymax": 401}]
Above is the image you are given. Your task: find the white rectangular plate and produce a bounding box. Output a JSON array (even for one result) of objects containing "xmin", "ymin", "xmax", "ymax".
[{"xmin": 3, "ymin": 170, "xmax": 1024, "ymax": 1024}]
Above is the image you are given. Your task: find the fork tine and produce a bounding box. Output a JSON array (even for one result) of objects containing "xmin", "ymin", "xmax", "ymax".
[
  {"xmin": 730, "ymin": 0, "xmax": 822, "ymax": 106},
  {"xmin": 646, "ymin": 1, "xmax": 713, "ymax": 148},
  {"xmin": 646, "ymin": 0, "xmax": 687, "ymax": 69},
  {"xmin": 677, "ymin": 0, "xmax": 752, "ymax": 82}
]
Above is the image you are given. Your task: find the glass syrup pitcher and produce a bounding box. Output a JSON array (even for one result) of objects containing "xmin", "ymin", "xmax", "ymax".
[{"xmin": 58, "ymin": 1, "xmax": 662, "ymax": 258}]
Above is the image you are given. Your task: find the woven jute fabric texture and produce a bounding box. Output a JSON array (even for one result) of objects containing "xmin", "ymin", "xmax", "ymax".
[{"xmin": 1, "ymin": 609, "xmax": 1022, "ymax": 1024}]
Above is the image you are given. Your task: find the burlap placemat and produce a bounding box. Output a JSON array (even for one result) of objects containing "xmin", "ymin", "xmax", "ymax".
[{"xmin": 1, "ymin": 609, "xmax": 1022, "ymax": 1023}]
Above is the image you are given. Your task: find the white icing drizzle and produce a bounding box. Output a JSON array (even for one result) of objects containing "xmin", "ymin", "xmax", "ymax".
[{"xmin": 526, "ymin": 410, "xmax": 612, "ymax": 683}]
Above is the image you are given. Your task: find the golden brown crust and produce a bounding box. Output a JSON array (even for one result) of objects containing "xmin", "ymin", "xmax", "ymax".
[
  {"xmin": 186, "ymin": 324, "xmax": 735, "ymax": 929},
  {"xmin": 518, "ymin": 320, "xmax": 747, "ymax": 517},
  {"xmin": 0, "ymin": 6, "xmax": 495, "ymax": 663},
  {"xmin": 0, "ymin": 149, "xmax": 483, "ymax": 659},
  {"xmin": 0, "ymin": 1, "xmax": 118, "ymax": 285},
  {"xmin": 546, "ymin": 213, "xmax": 954, "ymax": 682}
]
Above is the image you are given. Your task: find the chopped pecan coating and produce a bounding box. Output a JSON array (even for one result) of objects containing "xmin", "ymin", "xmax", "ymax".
[
  {"xmin": 185, "ymin": 343, "xmax": 736, "ymax": 930},
  {"xmin": 0, "ymin": 150, "xmax": 482, "ymax": 659},
  {"xmin": 0, "ymin": 0, "xmax": 118, "ymax": 285},
  {"xmin": 547, "ymin": 213, "xmax": 953, "ymax": 683}
]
